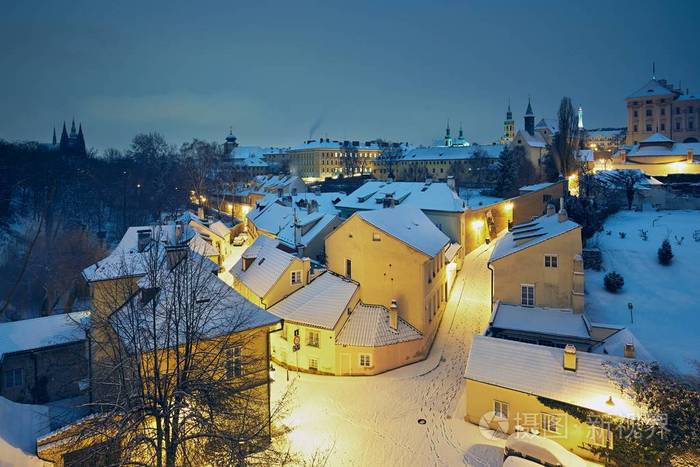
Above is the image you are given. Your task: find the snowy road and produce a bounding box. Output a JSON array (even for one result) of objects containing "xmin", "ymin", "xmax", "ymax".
[{"xmin": 272, "ymin": 242, "xmax": 504, "ymax": 467}]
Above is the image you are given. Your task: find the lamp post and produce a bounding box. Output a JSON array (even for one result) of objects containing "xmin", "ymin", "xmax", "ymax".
[{"xmin": 628, "ymin": 302, "xmax": 634, "ymax": 324}]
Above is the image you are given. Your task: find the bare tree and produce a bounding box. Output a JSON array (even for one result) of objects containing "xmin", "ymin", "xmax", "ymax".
[{"xmin": 69, "ymin": 237, "xmax": 294, "ymax": 466}]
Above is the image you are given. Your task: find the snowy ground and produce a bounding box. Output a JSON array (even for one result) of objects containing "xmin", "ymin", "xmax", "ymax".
[
  {"xmin": 271, "ymin": 243, "xmax": 508, "ymax": 466},
  {"xmin": 0, "ymin": 396, "xmax": 51, "ymax": 466},
  {"xmin": 458, "ymin": 188, "xmax": 503, "ymax": 210},
  {"xmin": 585, "ymin": 210, "xmax": 700, "ymax": 375}
]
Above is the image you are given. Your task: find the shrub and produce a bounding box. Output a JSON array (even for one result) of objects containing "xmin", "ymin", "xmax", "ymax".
[
  {"xmin": 658, "ymin": 239, "xmax": 673, "ymax": 265},
  {"xmin": 604, "ymin": 271, "xmax": 624, "ymax": 293}
]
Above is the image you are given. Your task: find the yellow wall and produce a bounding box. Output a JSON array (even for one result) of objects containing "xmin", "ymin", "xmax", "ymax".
[
  {"xmin": 232, "ymin": 255, "xmax": 310, "ymax": 309},
  {"xmin": 490, "ymin": 225, "xmax": 583, "ymax": 311},
  {"xmin": 465, "ymin": 379, "xmax": 611, "ymax": 462},
  {"xmin": 325, "ymin": 214, "xmax": 447, "ymax": 339}
]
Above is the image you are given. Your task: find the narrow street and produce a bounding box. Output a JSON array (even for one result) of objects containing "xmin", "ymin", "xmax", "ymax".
[{"xmin": 271, "ymin": 242, "xmax": 503, "ymax": 466}]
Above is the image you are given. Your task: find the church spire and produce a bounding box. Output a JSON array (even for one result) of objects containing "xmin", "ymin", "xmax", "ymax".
[
  {"xmin": 524, "ymin": 97, "xmax": 535, "ymax": 135},
  {"xmin": 52, "ymin": 127, "xmax": 57, "ymax": 145},
  {"xmin": 444, "ymin": 119, "xmax": 453, "ymax": 146},
  {"xmin": 458, "ymin": 122, "xmax": 463, "ymax": 139},
  {"xmin": 70, "ymin": 118, "xmax": 77, "ymax": 136}
]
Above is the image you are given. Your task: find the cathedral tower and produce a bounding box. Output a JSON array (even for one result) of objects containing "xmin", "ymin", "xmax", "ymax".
[{"xmin": 524, "ymin": 98, "xmax": 535, "ymax": 135}]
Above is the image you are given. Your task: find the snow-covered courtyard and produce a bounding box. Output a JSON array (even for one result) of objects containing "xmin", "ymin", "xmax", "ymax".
[
  {"xmin": 271, "ymin": 243, "xmax": 508, "ymax": 467},
  {"xmin": 585, "ymin": 210, "xmax": 700, "ymax": 375}
]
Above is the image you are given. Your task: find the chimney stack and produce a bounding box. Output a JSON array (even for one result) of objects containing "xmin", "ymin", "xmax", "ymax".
[
  {"xmin": 165, "ymin": 245, "xmax": 188, "ymax": 269},
  {"xmin": 137, "ymin": 229, "xmax": 152, "ymax": 252},
  {"xmin": 197, "ymin": 206, "xmax": 205, "ymax": 219},
  {"xmin": 546, "ymin": 203, "xmax": 556, "ymax": 217},
  {"xmin": 446, "ymin": 175, "xmax": 456, "ymax": 192},
  {"xmin": 624, "ymin": 343, "xmax": 636, "ymax": 359},
  {"xmin": 382, "ymin": 193, "xmax": 395, "ymax": 208},
  {"xmin": 558, "ymin": 198, "xmax": 568, "ymax": 223},
  {"xmin": 389, "ymin": 299, "xmax": 399, "ymax": 332},
  {"xmin": 563, "ymin": 344, "xmax": 577, "ymax": 371}
]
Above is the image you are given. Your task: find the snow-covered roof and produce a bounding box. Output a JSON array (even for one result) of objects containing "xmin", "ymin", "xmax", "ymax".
[
  {"xmin": 640, "ymin": 132, "xmax": 674, "ymax": 145},
  {"xmin": 230, "ymin": 236, "xmax": 296, "ymax": 298},
  {"xmin": 516, "ymin": 129, "xmax": 547, "ymax": 148},
  {"xmin": 356, "ymin": 206, "xmax": 451, "ymax": 257},
  {"xmin": 535, "ymin": 118, "xmax": 558, "ymax": 134},
  {"xmin": 490, "ymin": 212, "xmax": 580, "ymax": 263},
  {"xmin": 229, "ymin": 146, "xmax": 271, "ymax": 167},
  {"xmin": 464, "ymin": 336, "xmax": 639, "ymax": 417},
  {"xmin": 248, "ymin": 192, "xmax": 346, "ymax": 249},
  {"xmin": 337, "ymin": 180, "xmax": 466, "ymax": 213},
  {"xmin": 402, "ymin": 144, "xmax": 503, "ymax": 162},
  {"xmin": 626, "ymin": 139, "xmax": 700, "ymax": 158},
  {"xmin": 113, "ymin": 268, "xmax": 278, "ymax": 352},
  {"xmin": 627, "ymin": 78, "xmax": 675, "ymax": 99},
  {"xmin": 336, "ymin": 303, "xmax": 422, "ymax": 347},
  {"xmin": 676, "ymin": 93, "xmax": 700, "ymax": 102},
  {"xmin": 518, "ymin": 181, "xmax": 555, "ymax": 193},
  {"xmin": 577, "ymin": 149, "xmax": 594, "ymax": 163},
  {"xmin": 252, "ymin": 175, "xmax": 306, "ymax": 192},
  {"xmin": 289, "ymin": 139, "xmax": 383, "ymax": 151},
  {"xmin": 591, "ymin": 327, "xmax": 654, "ymax": 361},
  {"xmin": 586, "ymin": 128, "xmax": 626, "ymax": 140},
  {"xmin": 267, "ymin": 271, "xmax": 357, "ymax": 329},
  {"xmin": 489, "ymin": 302, "xmax": 591, "ymax": 340},
  {"xmin": 82, "ymin": 224, "xmax": 219, "ymax": 283},
  {"xmin": 0, "ymin": 312, "xmax": 89, "ymax": 360},
  {"xmin": 444, "ymin": 242, "xmax": 462, "ymax": 263}
]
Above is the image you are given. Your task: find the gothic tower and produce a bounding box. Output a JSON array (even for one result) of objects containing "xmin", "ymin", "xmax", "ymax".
[
  {"xmin": 444, "ymin": 120, "xmax": 452, "ymax": 147},
  {"xmin": 500, "ymin": 101, "xmax": 515, "ymax": 144},
  {"xmin": 524, "ymin": 98, "xmax": 535, "ymax": 135},
  {"xmin": 577, "ymin": 106, "xmax": 584, "ymax": 130}
]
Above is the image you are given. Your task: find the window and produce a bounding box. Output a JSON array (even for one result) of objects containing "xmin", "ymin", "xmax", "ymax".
[
  {"xmin": 543, "ymin": 194, "xmax": 552, "ymax": 203},
  {"xmin": 690, "ymin": 107, "xmax": 695, "ymax": 114},
  {"xmin": 291, "ymin": 270, "xmax": 302, "ymax": 285},
  {"xmin": 494, "ymin": 400, "xmax": 509, "ymax": 419},
  {"xmin": 660, "ymin": 123, "xmax": 666, "ymax": 131},
  {"xmin": 646, "ymin": 124, "xmax": 652, "ymax": 132},
  {"xmin": 690, "ymin": 119, "xmax": 695, "ymax": 130},
  {"xmin": 588, "ymin": 426, "xmax": 613, "ymax": 447},
  {"xmin": 521, "ymin": 284, "xmax": 535, "ymax": 306},
  {"xmin": 676, "ymin": 107, "xmax": 681, "ymax": 115},
  {"xmin": 359, "ymin": 354, "xmax": 371, "ymax": 367},
  {"xmin": 307, "ymin": 330, "xmax": 320, "ymax": 348},
  {"xmin": 677, "ymin": 121, "xmax": 682, "ymax": 130},
  {"xmin": 544, "ymin": 254, "xmax": 558, "ymax": 268},
  {"xmin": 372, "ymin": 233, "xmax": 381, "ymax": 241},
  {"xmin": 660, "ymin": 108, "xmax": 665, "ymax": 116},
  {"xmin": 633, "ymin": 110, "xmax": 638, "ymax": 118},
  {"xmin": 4, "ymin": 368, "xmax": 23, "ymax": 388},
  {"xmin": 281, "ymin": 325, "xmax": 288, "ymax": 340},
  {"xmin": 633, "ymin": 124, "xmax": 638, "ymax": 132},
  {"xmin": 345, "ymin": 259, "xmax": 352, "ymax": 278},
  {"xmin": 645, "ymin": 109, "xmax": 652, "ymax": 117},
  {"xmin": 541, "ymin": 413, "xmax": 562, "ymax": 434},
  {"xmin": 308, "ymin": 358, "xmax": 318, "ymax": 371},
  {"xmin": 225, "ymin": 347, "xmax": 242, "ymax": 379}
]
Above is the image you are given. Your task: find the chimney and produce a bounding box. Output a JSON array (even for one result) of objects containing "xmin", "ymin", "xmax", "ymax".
[
  {"xmin": 242, "ymin": 254, "xmax": 255, "ymax": 272},
  {"xmin": 546, "ymin": 203, "xmax": 556, "ymax": 217},
  {"xmin": 624, "ymin": 343, "xmax": 636, "ymax": 359},
  {"xmin": 165, "ymin": 245, "xmax": 188, "ymax": 269},
  {"xmin": 446, "ymin": 175, "xmax": 456, "ymax": 192},
  {"xmin": 137, "ymin": 229, "xmax": 152, "ymax": 252},
  {"xmin": 688, "ymin": 148, "xmax": 694, "ymax": 163},
  {"xmin": 307, "ymin": 200, "xmax": 318, "ymax": 214},
  {"xmin": 558, "ymin": 198, "xmax": 568, "ymax": 223},
  {"xmin": 382, "ymin": 193, "xmax": 395, "ymax": 208},
  {"xmin": 563, "ymin": 344, "xmax": 577, "ymax": 371},
  {"xmin": 389, "ymin": 299, "xmax": 398, "ymax": 332},
  {"xmin": 197, "ymin": 206, "xmax": 205, "ymax": 219},
  {"xmin": 175, "ymin": 221, "xmax": 183, "ymax": 241},
  {"xmin": 425, "ymin": 177, "xmax": 433, "ymax": 185}
]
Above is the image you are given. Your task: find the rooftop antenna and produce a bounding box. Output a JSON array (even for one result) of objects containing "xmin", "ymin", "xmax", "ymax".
[{"xmin": 652, "ymin": 62, "xmax": 656, "ymax": 80}]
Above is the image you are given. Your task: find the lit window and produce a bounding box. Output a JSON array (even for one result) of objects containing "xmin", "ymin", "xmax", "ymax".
[
  {"xmin": 345, "ymin": 259, "xmax": 352, "ymax": 278},
  {"xmin": 521, "ymin": 284, "xmax": 535, "ymax": 306},
  {"xmin": 494, "ymin": 400, "xmax": 509, "ymax": 419},
  {"xmin": 544, "ymin": 254, "xmax": 558, "ymax": 268},
  {"xmin": 359, "ymin": 354, "xmax": 371, "ymax": 367},
  {"xmin": 372, "ymin": 233, "xmax": 381, "ymax": 241},
  {"xmin": 541, "ymin": 413, "xmax": 562, "ymax": 434},
  {"xmin": 291, "ymin": 270, "xmax": 302, "ymax": 285},
  {"xmin": 307, "ymin": 331, "xmax": 320, "ymax": 348}
]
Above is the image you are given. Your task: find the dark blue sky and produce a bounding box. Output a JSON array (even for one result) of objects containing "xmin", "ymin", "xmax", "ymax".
[{"xmin": 2, "ymin": 0, "xmax": 699, "ymax": 151}]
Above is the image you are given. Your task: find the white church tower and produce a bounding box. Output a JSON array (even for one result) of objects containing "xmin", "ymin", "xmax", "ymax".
[{"xmin": 577, "ymin": 106, "xmax": 584, "ymax": 130}]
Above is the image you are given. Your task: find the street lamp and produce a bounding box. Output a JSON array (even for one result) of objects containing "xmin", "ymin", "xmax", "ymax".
[{"xmin": 628, "ymin": 302, "xmax": 634, "ymax": 324}]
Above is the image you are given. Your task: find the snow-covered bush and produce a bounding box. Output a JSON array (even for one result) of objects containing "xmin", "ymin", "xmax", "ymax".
[
  {"xmin": 604, "ymin": 271, "xmax": 624, "ymax": 293},
  {"xmin": 658, "ymin": 239, "xmax": 674, "ymax": 265}
]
